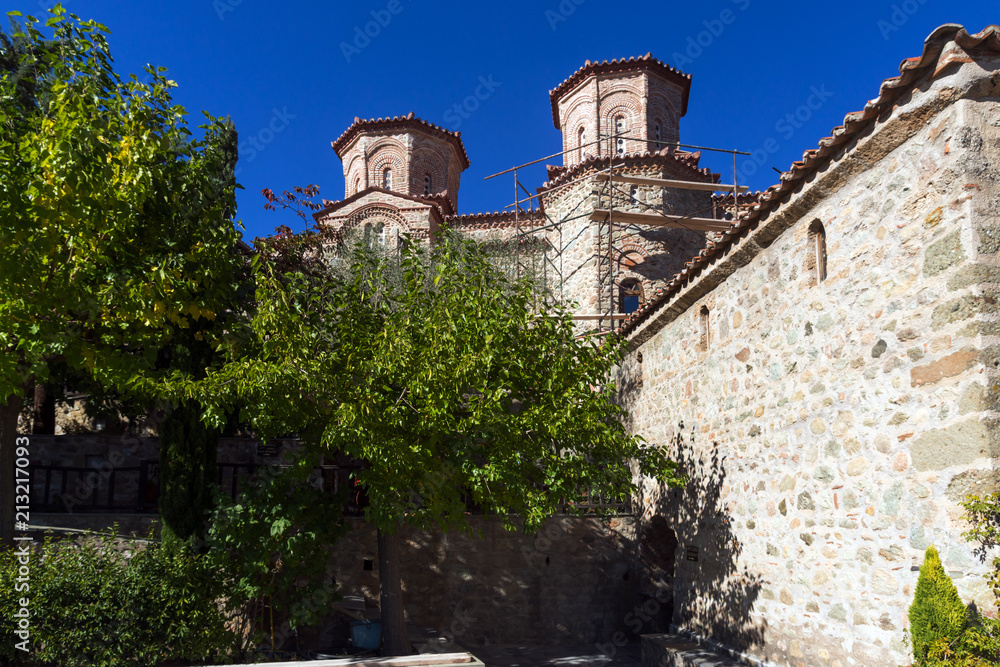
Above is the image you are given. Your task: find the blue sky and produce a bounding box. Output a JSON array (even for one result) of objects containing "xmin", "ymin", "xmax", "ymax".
[{"xmin": 9, "ymin": 1, "xmax": 996, "ymax": 242}]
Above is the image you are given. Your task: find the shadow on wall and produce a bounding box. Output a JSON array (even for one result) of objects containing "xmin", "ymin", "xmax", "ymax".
[
  {"xmin": 322, "ymin": 515, "xmax": 640, "ymax": 648},
  {"xmin": 642, "ymin": 426, "xmax": 768, "ymax": 653}
]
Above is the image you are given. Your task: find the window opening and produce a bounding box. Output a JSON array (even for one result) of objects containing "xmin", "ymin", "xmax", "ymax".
[{"xmin": 620, "ymin": 279, "xmax": 643, "ymax": 314}]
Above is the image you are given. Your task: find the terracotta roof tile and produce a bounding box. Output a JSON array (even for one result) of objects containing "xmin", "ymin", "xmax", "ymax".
[
  {"xmin": 540, "ymin": 147, "xmax": 715, "ymax": 191},
  {"xmin": 445, "ymin": 209, "xmax": 546, "ymax": 230},
  {"xmin": 617, "ymin": 23, "xmax": 1000, "ymax": 339},
  {"xmin": 549, "ymin": 53, "xmax": 692, "ymax": 128},
  {"xmin": 312, "ymin": 186, "xmax": 450, "ymax": 222},
  {"xmin": 331, "ymin": 112, "xmax": 471, "ymax": 170}
]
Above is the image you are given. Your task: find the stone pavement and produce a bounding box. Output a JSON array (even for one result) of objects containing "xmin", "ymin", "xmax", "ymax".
[{"xmin": 468, "ymin": 644, "xmax": 641, "ymax": 667}]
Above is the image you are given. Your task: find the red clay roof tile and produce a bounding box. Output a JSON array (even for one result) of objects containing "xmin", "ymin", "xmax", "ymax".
[{"xmin": 331, "ymin": 113, "xmax": 471, "ymax": 170}]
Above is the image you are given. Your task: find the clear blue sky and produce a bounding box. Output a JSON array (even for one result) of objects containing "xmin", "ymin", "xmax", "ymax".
[{"xmin": 10, "ymin": 1, "xmax": 996, "ymax": 242}]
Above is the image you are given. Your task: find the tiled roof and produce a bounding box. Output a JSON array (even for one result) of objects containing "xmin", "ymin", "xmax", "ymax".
[
  {"xmin": 312, "ymin": 186, "xmax": 449, "ymax": 223},
  {"xmin": 617, "ymin": 23, "xmax": 1000, "ymax": 340},
  {"xmin": 540, "ymin": 147, "xmax": 715, "ymax": 191},
  {"xmin": 418, "ymin": 191, "xmax": 457, "ymax": 217},
  {"xmin": 549, "ymin": 53, "xmax": 692, "ymax": 129},
  {"xmin": 331, "ymin": 112, "xmax": 471, "ymax": 170},
  {"xmin": 711, "ymin": 191, "xmax": 762, "ymax": 207},
  {"xmin": 445, "ymin": 209, "xmax": 547, "ymax": 230}
]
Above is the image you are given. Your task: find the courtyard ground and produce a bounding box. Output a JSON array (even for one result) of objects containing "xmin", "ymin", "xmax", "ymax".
[{"xmin": 468, "ymin": 644, "xmax": 641, "ymax": 666}]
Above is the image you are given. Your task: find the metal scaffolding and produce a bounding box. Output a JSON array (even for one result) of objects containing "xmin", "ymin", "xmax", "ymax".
[{"xmin": 484, "ymin": 133, "xmax": 751, "ymax": 336}]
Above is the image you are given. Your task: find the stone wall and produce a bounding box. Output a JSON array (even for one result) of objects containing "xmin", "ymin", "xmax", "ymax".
[
  {"xmin": 619, "ymin": 53, "xmax": 1000, "ymax": 666},
  {"xmin": 326, "ymin": 516, "xmax": 640, "ymax": 647},
  {"xmin": 19, "ymin": 436, "xmax": 643, "ymax": 647}
]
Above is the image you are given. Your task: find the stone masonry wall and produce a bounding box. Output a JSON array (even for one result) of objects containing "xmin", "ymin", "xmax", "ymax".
[
  {"xmin": 619, "ymin": 56, "xmax": 1000, "ymax": 667},
  {"xmin": 326, "ymin": 516, "xmax": 639, "ymax": 648}
]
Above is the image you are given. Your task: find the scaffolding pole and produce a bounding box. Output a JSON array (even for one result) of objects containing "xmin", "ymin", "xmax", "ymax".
[{"xmin": 486, "ymin": 130, "xmax": 751, "ymax": 336}]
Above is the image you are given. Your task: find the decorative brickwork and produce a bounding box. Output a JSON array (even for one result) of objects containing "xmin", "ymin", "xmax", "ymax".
[
  {"xmin": 551, "ymin": 56, "xmax": 689, "ymax": 166},
  {"xmin": 332, "ymin": 113, "xmax": 469, "ymax": 211}
]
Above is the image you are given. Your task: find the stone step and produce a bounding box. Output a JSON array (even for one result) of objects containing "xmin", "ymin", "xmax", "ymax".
[
  {"xmin": 641, "ymin": 634, "xmax": 748, "ymax": 667},
  {"xmin": 190, "ymin": 653, "xmax": 485, "ymax": 667}
]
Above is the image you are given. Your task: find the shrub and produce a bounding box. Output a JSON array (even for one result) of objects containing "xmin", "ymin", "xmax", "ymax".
[
  {"xmin": 0, "ymin": 532, "xmax": 235, "ymax": 667},
  {"xmin": 909, "ymin": 545, "xmax": 969, "ymax": 664},
  {"xmin": 205, "ymin": 456, "xmax": 348, "ymax": 660}
]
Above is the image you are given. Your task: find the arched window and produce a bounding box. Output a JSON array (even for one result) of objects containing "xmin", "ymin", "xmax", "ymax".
[
  {"xmin": 363, "ymin": 222, "xmax": 385, "ymax": 247},
  {"xmin": 383, "ymin": 168, "xmax": 393, "ymax": 190},
  {"xmin": 699, "ymin": 306, "xmax": 711, "ymax": 351},
  {"xmin": 808, "ymin": 219, "xmax": 827, "ymax": 285},
  {"xmin": 354, "ymin": 177, "xmax": 361, "ymax": 195},
  {"xmin": 577, "ymin": 126, "xmax": 586, "ymax": 163},
  {"xmin": 620, "ymin": 279, "xmax": 643, "ymax": 314},
  {"xmin": 424, "ymin": 173, "xmax": 432, "ymax": 195},
  {"xmin": 653, "ymin": 123, "xmax": 662, "ymax": 150},
  {"xmin": 615, "ymin": 116, "xmax": 626, "ymax": 155}
]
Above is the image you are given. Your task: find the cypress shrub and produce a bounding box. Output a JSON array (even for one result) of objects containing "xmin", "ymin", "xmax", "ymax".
[{"xmin": 909, "ymin": 544, "xmax": 968, "ymax": 663}]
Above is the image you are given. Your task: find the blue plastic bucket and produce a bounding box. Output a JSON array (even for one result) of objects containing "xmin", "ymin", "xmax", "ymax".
[{"xmin": 350, "ymin": 620, "xmax": 382, "ymax": 650}]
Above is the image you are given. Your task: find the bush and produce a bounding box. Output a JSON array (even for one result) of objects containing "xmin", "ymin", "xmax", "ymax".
[
  {"xmin": 205, "ymin": 456, "xmax": 347, "ymax": 660},
  {"xmin": 909, "ymin": 545, "xmax": 970, "ymax": 664},
  {"xmin": 0, "ymin": 532, "xmax": 235, "ymax": 667}
]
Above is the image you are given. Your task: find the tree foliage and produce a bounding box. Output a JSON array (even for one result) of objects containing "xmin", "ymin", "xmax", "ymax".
[
  {"xmin": 174, "ymin": 223, "xmax": 682, "ymax": 535},
  {"xmin": 0, "ymin": 6, "xmax": 244, "ymax": 545},
  {"xmin": 150, "ymin": 212, "xmax": 683, "ymax": 654},
  {"xmin": 0, "ymin": 6, "xmax": 241, "ymax": 388}
]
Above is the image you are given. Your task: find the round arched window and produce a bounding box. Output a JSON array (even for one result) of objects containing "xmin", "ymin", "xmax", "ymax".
[{"xmin": 620, "ymin": 279, "xmax": 643, "ymax": 314}]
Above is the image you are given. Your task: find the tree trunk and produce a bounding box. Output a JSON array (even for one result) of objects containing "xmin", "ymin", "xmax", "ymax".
[
  {"xmin": 0, "ymin": 392, "xmax": 25, "ymax": 549},
  {"xmin": 159, "ymin": 402, "xmax": 218, "ymax": 551},
  {"xmin": 32, "ymin": 381, "xmax": 55, "ymax": 435},
  {"xmin": 377, "ymin": 526, "xmax": 411, "ymax": 656}
]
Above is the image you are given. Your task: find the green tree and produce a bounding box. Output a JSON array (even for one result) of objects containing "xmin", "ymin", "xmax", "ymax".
[
  {"xmin": 910, "ymin": 545, "xmax": 969, "ymax": 663},
  {"xmin": 164, "ymin": 209, "xmax": 682, "ymax": 654},
  {"xmin": 0, "ymin": 7, "xmax": 243, "ymax": 547}
]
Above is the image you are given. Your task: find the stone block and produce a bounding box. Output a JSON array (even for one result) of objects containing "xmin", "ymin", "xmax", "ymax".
[
  {"xmin": 979, "ymin": 226, "xmax": 1000, "ymax": 255},
  {"xmin": 910, "ymin": 347, "xmax": 978, "ymax": 386},
  {"xmin": 931, "ymin": 295, "xmax": 999, "ymax": 329},
  {"xmin": 947, "ymin": 263, "xmax": 1000, "ymax": 290},
  {"xmin": 923, "ymin": 229, "xmax": 966, "ymax": 277},
  {"xmin": 910, "ymin": 419, "xmax": 997, "ymax": 471}
]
